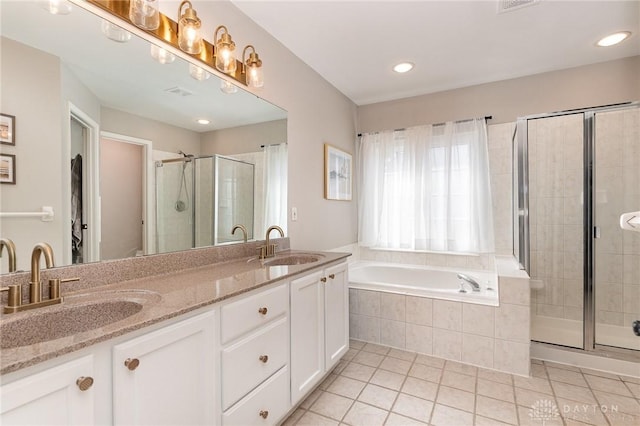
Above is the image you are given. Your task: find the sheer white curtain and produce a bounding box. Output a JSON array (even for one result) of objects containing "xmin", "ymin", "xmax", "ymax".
[
  {"xmin": 262, "ymin": 143, "xmax": 288, "ymax": 235},
  {"xmin": 358, "ymin": 118, "xmax": 494, "ymax": 253}
]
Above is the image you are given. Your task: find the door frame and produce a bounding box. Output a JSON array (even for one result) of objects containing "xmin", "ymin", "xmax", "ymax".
[{"xmin": 100, "ymin": 131, "xmax": 154, "ymax": 255}]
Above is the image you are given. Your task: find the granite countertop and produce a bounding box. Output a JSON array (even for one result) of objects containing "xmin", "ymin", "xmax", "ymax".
[{"xmin": 0, "ymin": 250, "xmax": 350, "ymax": 375}]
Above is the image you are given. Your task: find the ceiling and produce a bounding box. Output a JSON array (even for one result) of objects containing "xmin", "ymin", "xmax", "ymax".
[{"xmin": 233, "ymin": 0, "xmax": 640, "ymax": 106}]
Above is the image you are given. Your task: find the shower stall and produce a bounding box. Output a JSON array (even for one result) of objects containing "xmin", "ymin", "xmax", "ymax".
[
  {"xmin": 155, "ymin": 155, "xmax": 254, "ymax": 253},
  {"xmin": 514, "ymin": 102, "xmax": 639, "ymax": 354}
]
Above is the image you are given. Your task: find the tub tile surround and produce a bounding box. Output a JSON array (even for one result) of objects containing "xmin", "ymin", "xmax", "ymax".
[
  {"xmin": 284, "ymin": 340, "xmax": 640, "ymax": 426},
  {"xmin": 350, "ymin": 256, "xmax": 532, "ymax": 376}
]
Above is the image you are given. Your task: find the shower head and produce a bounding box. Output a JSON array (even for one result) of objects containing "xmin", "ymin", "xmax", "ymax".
[{"xmin": 178, "ymin": 150, "xmax": 195, "ymax": 159}]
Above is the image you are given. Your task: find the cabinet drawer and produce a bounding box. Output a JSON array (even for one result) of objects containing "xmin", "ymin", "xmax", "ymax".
[
  {"xmin": 221, "ymin": 283, "xmax": 288, "ymax": 344},
  {"xmin": 222, "ymin": 317, "xmax": 288, "ymax": 410},
  {"xmin": 223, "ymin": 366, "xmax": 290, "ymax": 426}
]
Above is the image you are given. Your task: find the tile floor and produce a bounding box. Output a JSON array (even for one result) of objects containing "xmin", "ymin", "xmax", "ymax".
[{"xmin": 282, "ymin": 340, "xmax": 640, "ymax": 426}]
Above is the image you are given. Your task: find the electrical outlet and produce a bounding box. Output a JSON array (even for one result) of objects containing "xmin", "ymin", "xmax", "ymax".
[{"xmin": 291, "ymin": 207, "xmax": 298, "ymax": 221}]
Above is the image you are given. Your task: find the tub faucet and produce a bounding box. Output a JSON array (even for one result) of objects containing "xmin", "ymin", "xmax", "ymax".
[
  {"xmin": 261, "ymin": 225, "xmax": 284, "ymax": 259},
  {"xmin": 457, "ymin": 273, "xmax": 481, "ymax": 292},
  {"xmin": 30, "ymin": 242, "xmax": 55, "ymax": 303},
  {"xmin": 0, "ymin": 238, "xmax": 17, "ymax": 273}
]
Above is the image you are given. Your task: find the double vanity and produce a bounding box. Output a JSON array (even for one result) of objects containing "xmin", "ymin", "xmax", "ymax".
[{"xmin": 0, "ymin": 241, "xmax": 349, "ymax": 425}]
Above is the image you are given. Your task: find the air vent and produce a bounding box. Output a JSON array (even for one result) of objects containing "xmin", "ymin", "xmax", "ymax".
[
  {"xmin": 497, "ymin": 0, "xmax": 540, "ymax": 14},
  {"xmin": 164, "ymin": 86, "xmax": 194, "ymax": 97}
]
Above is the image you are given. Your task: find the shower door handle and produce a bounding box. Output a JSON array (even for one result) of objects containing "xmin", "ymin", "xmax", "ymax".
[{"xmin": 593, "ymin": 226, "xmax": 600, "ymax": 239}]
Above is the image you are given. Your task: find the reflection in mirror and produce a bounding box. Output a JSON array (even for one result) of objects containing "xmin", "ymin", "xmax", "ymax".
[{"xmin": 0, "ymin": 1, "xmax": 287, "ymax": 272}]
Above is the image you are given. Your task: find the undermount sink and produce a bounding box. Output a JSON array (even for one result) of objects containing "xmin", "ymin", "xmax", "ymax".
[
  {"xmin": 1, "ymin": 290, "xmax": 160, "ymax": 349},
  {"xmin": 264, "ymin": 254, "xmax": 324, "ymax": 266}
]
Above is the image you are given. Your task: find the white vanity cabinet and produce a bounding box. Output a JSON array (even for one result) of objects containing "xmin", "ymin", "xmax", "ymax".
[
  {"xmin": 112, "ymin": 310, "xmax": 217, "ymax": 426},
  {"xmin": 220, "ymin": 282, "xmax": 290, "ymax": 425},
  {"xmin": 290, "ymin": 261, "xmax": 348, "ymax": 405},
  {"xmin": 0, "ymin": 355, "xmax": 95, "ymax": 425}
]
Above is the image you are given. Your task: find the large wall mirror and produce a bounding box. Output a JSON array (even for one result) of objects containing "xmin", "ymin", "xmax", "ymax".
[{"xmin": 0, "ymin": 1, "xmax": 287, "ymax": 272}]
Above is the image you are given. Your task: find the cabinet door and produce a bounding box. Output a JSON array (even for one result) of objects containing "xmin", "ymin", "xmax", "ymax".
[
  {"xmin": 324, "ymin": 262, "xmax": 349, "ymax": 370},
  {"xmin": 290, "ymin": 271, "xmax": 324, "ymax": 404},
  {"xmin": 112, "ymin": 310, "xmax": 216, "ymax": 426},
  {"xmin": 1, "ymin": 355, "xmax": 94, "ymax": 425}
]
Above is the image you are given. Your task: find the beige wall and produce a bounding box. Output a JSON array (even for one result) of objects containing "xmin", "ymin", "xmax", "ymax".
[
  {"xmin": 201, "ymin": 119, "xmax": 287, "ymax": 156},
  {"xmin": 0, "ymin": 37, "xmax": 64, "ymax": 272},
  {"xmin": 358, "ymin": 56, "xmax": 640, "ymax": 132}
]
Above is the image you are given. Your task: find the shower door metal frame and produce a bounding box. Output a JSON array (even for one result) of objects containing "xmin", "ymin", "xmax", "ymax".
[{"xmin": 516, "ymin": 101, "xmax": 639, "ymax": 353}]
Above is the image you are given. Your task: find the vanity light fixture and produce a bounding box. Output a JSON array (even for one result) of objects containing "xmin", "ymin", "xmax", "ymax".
[
  {"xmin": 101, "ymin": 20, "xmax": 132, "ymax": 43},
  {"xmin": 242, "ymin": 45, "xmax": 264, "ymax": 88},
  {"xmin": 220, "ymin": 80, "xmax": 239, "ymax": 94},
  {"xmin": 189, "ymin": 63, "xmax": 211, "ymax": 81},
  {"xmin": 596, "ymin": 31, "xmax": 631, "ymax": 47},
  {"xmin": 196, "ymin": 119, "xmax": 210, "ymax": 125},
  {"xmin": 41, "ymin": 0, "xmax": 72, "ymax": 15},
  {"xmin": 393, "ymin": 62, "xmax": 414, "ymax": 73},
  {"xmin": 150, "ymin": 44, "xmax": 176, "ymax": 64},
  {"xmin": 129, "ymin": 0, "xmax": 160, "ymax": 31},
  {"xmin": 177, "ymin": 0, "xmax": 202, "ymax": 54},
  {"xmin": 214, "ymin": 26, "xmax": 237, "ymax": 73}
]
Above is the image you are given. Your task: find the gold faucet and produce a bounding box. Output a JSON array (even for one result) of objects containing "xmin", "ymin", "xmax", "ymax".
[
  {"xmin": 261, "ymin": 225, "xmax": 284, "ymax": 259},
  {"xmin": 0, "ymin": 238, "xmax": 17, "ymax": 273},
  {"xmin": 231, "ymin": 224, "xmax": 248, "ymax": 243},
  {"xmin": 30, "ymin": 242, "xmax": 55, "ymax": 304}
]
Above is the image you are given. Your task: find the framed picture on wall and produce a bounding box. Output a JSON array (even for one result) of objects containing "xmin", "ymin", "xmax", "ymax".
[
  {"xmin": 0, "ymin": 154, "xmax": 16, "ymax": 184},
  {"xmin": 324, "ymin": 143, "xmax": 352, "ymax": 201},
  {"xmin": 0, "ymin": 113, "xmax": 15, "ymax": 146}
]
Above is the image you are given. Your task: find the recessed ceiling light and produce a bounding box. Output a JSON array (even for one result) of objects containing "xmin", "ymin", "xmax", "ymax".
[
  {"xmin": 196, "ymin": 119, "xmax": 210, "ymax": 125},
  {"xmin": 597, "ymin": 31, "xmax": 631, "ymax": 47},
  {"xmin": 393, "ymin": 62, "xmax": 414, "ymax": 73}
]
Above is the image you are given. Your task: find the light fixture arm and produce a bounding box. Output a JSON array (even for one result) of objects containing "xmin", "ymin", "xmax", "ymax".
[{"xmin": 178, "ymin": 0, "xmax": 197, "ymax": 23}]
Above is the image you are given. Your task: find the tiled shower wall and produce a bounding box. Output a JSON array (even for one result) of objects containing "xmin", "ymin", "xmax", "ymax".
[{"xmin": 594, "ymin": 109, "xmax": 640, "ymax": 331}]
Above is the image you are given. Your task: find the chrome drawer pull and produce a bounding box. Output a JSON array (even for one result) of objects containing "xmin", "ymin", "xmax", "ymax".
[
  {"xmin": 259, "ymin": 355, "xmax": 269, "ymax": 363},
  {"xmin": 76, "ymin": 376, "xmax": 94, "ymax": 391},
  {"xmin": 259, "ymin": 410, "xmax": 269, "ymax": 419},
  {"xmin": 258, "ymin": 307, "xmax": 268, "ymax": 315}
]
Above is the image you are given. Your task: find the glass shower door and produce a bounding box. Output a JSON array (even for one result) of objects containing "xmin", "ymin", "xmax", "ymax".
[
  {"xmin": 594, "ymin": 108, "xmax": 640, "ymax": 350},
  {"xmin": 155, "ymin": 159, "xmax": 194, "ymax": 253}
]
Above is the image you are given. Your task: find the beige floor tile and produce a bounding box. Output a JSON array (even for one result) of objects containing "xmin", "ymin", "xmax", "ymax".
[
  {"xmin": 515, "ymin": 387, "xmax": 557, "ymax": 410},
  {"xmin": 282, "ymin": 408, "xmax": 305, "ymax": 426},
  {"xmin": 387, "ymin": 348, "xmax": 417, "ymax": 362},
  {"xmin": 477, "ymin": 368, "xmax": 513, "ymax": 386},
  {"xmin": 333, "ymin": 360, "xmax": 348, "ymax": 375},
  {"xmin": 544, "ymin": 361, "xmax": 581, "ymax": 372},
  {"xmin": 430, "ymin": 403, "xmax": 474, "ymax": 426},
  {"xmin": 624, "ymin": 381, "xmax": 640, "ymax": 399},
  {"xmin": 585, "ymin": 374, "xmax": 634, "ymax": 397},
  {"xmin": 341, "ymin": 362, "xmax": 376, "ymax": 382},
  {"xmin": 327, "ymin": 376, "xmax": 367, "ymax": 399},
  {"xmin": 530, "ymin": 363, "xmax": 547, "ymax": 379},
  {"xmin": 310, "ymin": 391, "xmax": 354, "ymax": 421},
  {"xmin": 342, "ymin": 401, "xmax": 388, "ymax": 426},
  {"xmin": 301, "ymin": 388, "xmax": 324, "ymax": 409},
  {"xmin": 546, "ymin": 366, "xmax": 588, "ymax": 387},
  {"xmin": 513, "ymin": 375, "xmax": 553, "ymax": 395},
  {"xmin": 379, "ymin": 357, "xmax": 412, "ymax": 375},
  {"xmin": 357, "ymin": 384, "xmax": 398, "ymax": 411},
  {"xmin": 408, "ymin": 363, "xmax": 442, "ymax": 383},
  {"xmin": 384, "ymin": 412, "xmax": 428, "ymax": 426},
  {"xmin": 319, "ymin": 373, "xmax": 339, "ymax": 390},
  {"xmin": 440, "ymin": 370, "xmax": 476, "ymax": 392},
  {"xmin": 516, "ymin": 404, "xmax": 563, "ymax": 426},
  {"xmin": 593, "ymin": 390, "xmax": 640, "ymax": 416},
  {"xmin": 475, "ymin": 395, "xmax": 518, "ymax": 425},
  {"xmin": 353, "ymin": 351, "xmax": 385, "ymax": 368},
  {"xmin": 400, "ymin": 377, "xmax": 438, "ymax": 401},
  {"xmin": 297, "ymin": 410, "xmax": 340, "ymax": 426},
  {"xmin": 551, "ymin": 381, "xmax": 597, "ymax": 404},
  {"xmin": 370, "ymin": 369, "xmax": 407, "ymax": 391},
  {"xmin": 363, "ymin": 342, "xmax": 392, "ymax": 355},
  {"xmin": 620, "ymin": 375, "xmax": 640, "ymax": 385},
  {"xmin": 391, "ymin": 393, "xmax": 434, "ymax": 423},
  {"xmin": 475, "ymin": 414, "xmax": 513, "ymax": 426},
  {"xmin": 557, "ymin": 397, "xmax": 609, "ymax": 426},
  {"xmin": 343, "ymin": 348, "xmax": 359, "ymax": 361},
  {"xmin": 605, "ymin": 410, "xmax": 640, "ymax": 426},
  {"xmin": 414, "ymin": 354, "xmax": 445, "ymax": 368},
  {"xmin": 350, "ymin": 339, "xmax": 366, "ymax": 350},
  {"xmin": 477, "ymin": 378, "xmax": 515, "ymax": 403},
  {"xmin": 436, "ymin": 385, "xmax": 475, "ymax": 412},
  {"xmin": 445, "ymin": 360, "xmax": 478, "ymax": 376},
  {"xmin": 579, "ymin": 368, "xmax": 621, "ymax": 380}
]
